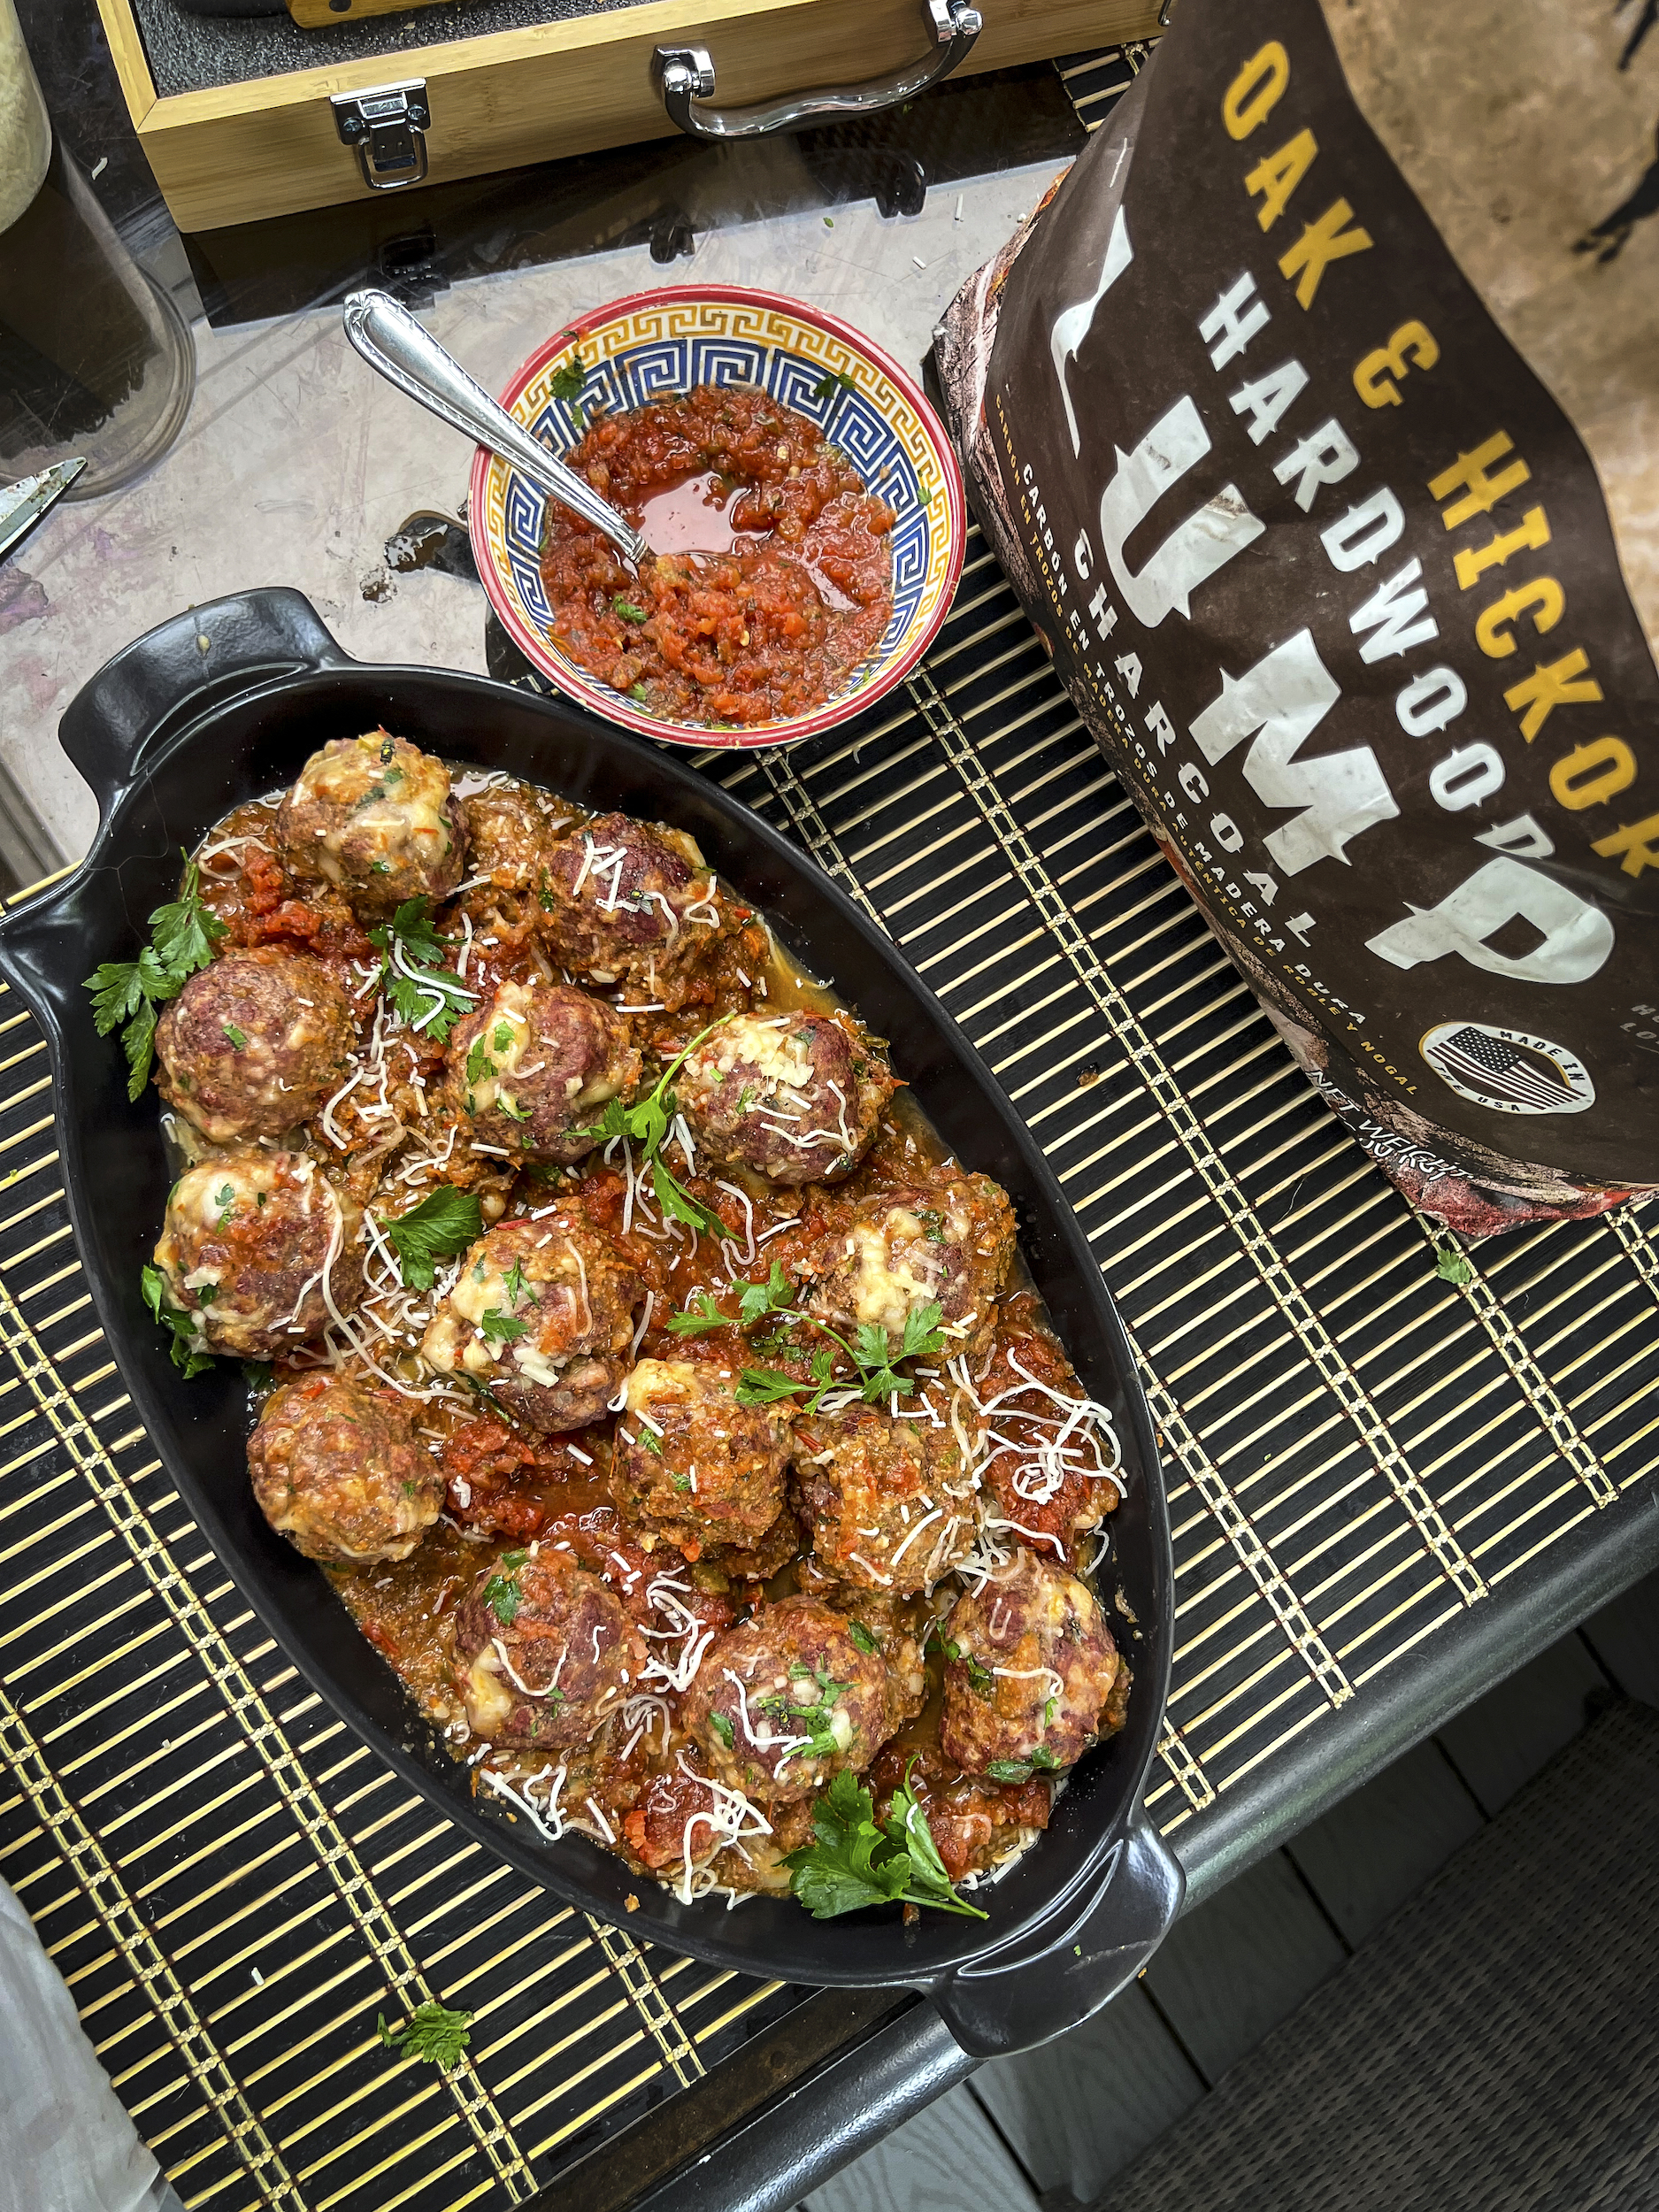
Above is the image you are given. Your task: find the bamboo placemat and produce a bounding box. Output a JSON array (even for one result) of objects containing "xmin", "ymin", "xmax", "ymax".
[{"xmin": 4, "ymin": 46, "xmax": 1658, "ymax": 2211}]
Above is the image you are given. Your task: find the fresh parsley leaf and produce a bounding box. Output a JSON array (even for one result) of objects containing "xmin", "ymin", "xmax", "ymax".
[
  {"xmin": 380, "ymin": 896, "xmax": 448, "ymax": 965},
  {"xmin": 652, "ymin": 1153, "xmax": 721, "ymax": 1234},
  {"xmin": 502, "ymin": 1258, "xmax": 536, "ymax": 1310},
  {"xmin": 883, "ymin": 1766, "xmax": 975, "ymax": 1912},
  {"xmin": 495, "ymin": 1092, "xmax": 529, "ymax": 1123},
  {"xmin": 141, "ymin": 1262, "xmax": 213, "ymax": 1378},
  {"xmin": 736, "ymin": 1365, "xmax": 810, "ymax": 1409},
  {"xmin": 465, "ymin": 1036, "xmax": 495, "ymax": 1084},
  {"xmin": 1435, "ymin": 1245, "xmax": 1474, "ymax": 1286},
  {"xmin": 813, "ymin": 371, "xmax": 857, "ymax": 402},
  {"xmin": 896, "ymin": 1302, "xmax": 947, "ymax": 1363},
  {"xmin": 640, "ymin": 1425, "xmax": 664, "ymax": 1458},
  {"xmin": 667, "ymin": 1289, "xmax": 727, "ymax": 1338},
  {"xmin": 847, "ymin": 1620, "xmax": 879, "ymax": 1656},
  {"xmin": 215, "ymin": 1181, "xmax": 236, "ymax": 1228},
  {"xmin": 221, "ymin": 1023, "xmax": 248, "ymax": 1051},
  {"xmin": 738, "ymin": 1260, "xmax": 795, "ymax": 1327},
  {"xmin": 491, "ymin": 1020, "xmax": 515, "ymax": 1053},
  {"xmin": 367, "ymin": 898, "xmax": 476, "ymax": 1044},
  {"xmin": 628, "ymin": 682, "xmax": 649, "ymax": 703},
  {"xmin": 710, "ymin": 1710, "xmax": 733, "ymax": 1747},
  {"xmin": 84, "ymin": 856, "xmax": 227, "ymax": 1099},
  {"xmin": 963, "ymin": 1653, "xmax": 995, "ymax": 1700},
  {"xmin": 612, "ymin": 596, "xmax": 648, "ymax": 622},
  {"xmin": 482, "ymin": 1547, "xmax": 527, "ymax": 1625},
  {"xmin": 783, "ymin": 1767, "xmax": 986, "ymax": 1922},
  {"xmin": 377, "ymin": 1187, "xmax": 481, "ymax": 1292},
  {"xmin": 984, "ymin": 1758, "xmax": 1033, "ymax": 1784},
  {"xmin": 480, "ymin": 1309, "xmax": 529, "ymax": 1347},
  {"xmin": 548, "ymin": 349, "xmax": 586, "ymax": 404},
  {"xmin": 376, "ymin": 2001, "xmax": 473, "ymax": 2067},
  {"xmin": 150, "ymin": 860, "xmax": 227, "ymax": 981}
]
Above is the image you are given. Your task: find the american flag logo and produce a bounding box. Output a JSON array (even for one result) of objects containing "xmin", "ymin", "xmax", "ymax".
[{"xmin": 1421, "ymin": 1023, "xmax": 1594, "ymax": 1117}]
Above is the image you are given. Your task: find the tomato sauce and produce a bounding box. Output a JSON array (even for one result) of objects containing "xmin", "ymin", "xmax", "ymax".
[{"xmin": 538, "ymin": 384, "xmax": 895, "ymax": 729}]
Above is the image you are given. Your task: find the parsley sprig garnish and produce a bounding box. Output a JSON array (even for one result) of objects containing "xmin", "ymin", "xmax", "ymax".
[
  {"xmin": 376, "ymin": 1186, "xmax": 481, "ymax": 1291},
  {"xmin": 783, "ymin": 1763, "xmax": 987, "ymax": 1921},
  {"xmin": 737, "ymin": 1302, "xmax": 947, "ymax": 1414},
  {"xmin": 569, "ymin": 1015, "xmax": 734, "ymax": 1233},
  {"xmin": 141, "ymin": 1262, "xmax": 212, "ymax": 1377},
  {"xmin": 84, "ymin": 854, "xmax": 227, "ymax": 1100},
  {"xmin": 376, "ymin": 2001, "xmax": 473, "ymax": 2066},
  {"xmin": 480, "ymin": 1308, "xmax": 529, "ymax": 1348},
  {"xmin": 667, "ymin": 1259, "xmax": 796, "ymax": 1340},
  {"xmin": 667, "ymin": 1256, "xmax": 945, "ymax": 1411},
  {"xmin": 368, "ymin": 897, "xmax": 476, "ymax": 1043}
]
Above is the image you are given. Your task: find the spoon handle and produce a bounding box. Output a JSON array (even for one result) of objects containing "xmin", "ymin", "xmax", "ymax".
[{"xmin": 342, "ymin": 289, "xmax": 649, "ymax": 568}]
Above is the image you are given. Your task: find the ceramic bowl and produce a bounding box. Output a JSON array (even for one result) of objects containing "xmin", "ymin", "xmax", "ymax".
[{"xmin": 468, "ymin": 283, "xmax": 966, "ymax": 750}]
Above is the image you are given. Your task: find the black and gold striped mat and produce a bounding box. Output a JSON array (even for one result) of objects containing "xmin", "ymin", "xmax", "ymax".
[{"xmin": 4, "ymin": 45, "xmax": 1658, "ymax": 2212}]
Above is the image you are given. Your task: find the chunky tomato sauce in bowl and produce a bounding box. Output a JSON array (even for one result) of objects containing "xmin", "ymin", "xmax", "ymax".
[{"xmin": 469, "ymin": 286, "xmax": 966, "ymax": 751}]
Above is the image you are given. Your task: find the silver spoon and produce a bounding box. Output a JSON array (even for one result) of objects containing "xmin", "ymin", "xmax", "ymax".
[{"xmin": 342, "ymin": 288, "xmax": 652, "ymax": 567}]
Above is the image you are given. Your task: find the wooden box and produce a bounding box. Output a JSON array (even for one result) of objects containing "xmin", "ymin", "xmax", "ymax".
[{"xmin": 95, "ymin": 0, "xmax": 1161, "ymax": 234}]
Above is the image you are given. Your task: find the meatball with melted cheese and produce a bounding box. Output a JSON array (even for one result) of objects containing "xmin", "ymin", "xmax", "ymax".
[
  {"xmin": 795, "ymin": 1403, "xmax": 979, "ymax": 1594},
  {"xmin": 681, "ymin": 1595, "xmax": 890, "ymax": 1803},
  {"xmin": 677, "ymin": 1012, "xmax": 888, "ymax": 1187},
  {"xmin": 539, "ymin": 811, "xmax": 720, "ymax": 1006},
  {"xmin": 807, "ymin": 1173, "xmax": 1015, "ymax": 1358},
  {"xmin": 152, "ymin": 1149, "xmax": 365, "ymax": 1360},
  {"xmin": 155, "ymin": 948, "xmax": 356, "ymax": 1144},
  {"xmin": 420, "ymin": 1210, "xmax": 642, "ymax": 1432},
  {"xmin": 248, "ymin": 1373, "xmax": 440, "ymax": 1564},
  {"xmin": 939, "ymin": 1547, "xmax": 1121, "ymax": 1783},
  {"xmin": 610, "ymin": 1358, "xmax": 792, "ymax": 1555},
  {"xmin": 276, "ymin": 730, "xmax": 465, "ymax": 918},
  {"xmin": 451, "ymin": 1544, "xmax": 647, "ymax": 1747},
  {"xmin": 445, "ymin": 979, "xmax": 640, "ymax": 1164}
]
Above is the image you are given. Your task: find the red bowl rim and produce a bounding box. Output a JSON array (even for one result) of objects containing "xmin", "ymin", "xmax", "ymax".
[{"xmin": 466, "ymin": 281, "xmax": 967, "ymax": 752}]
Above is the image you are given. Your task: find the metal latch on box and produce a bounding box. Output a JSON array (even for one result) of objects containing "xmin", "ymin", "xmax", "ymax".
[{"xmin": 331, "ymin": 81, "xmax": 431, "ymax": 192}]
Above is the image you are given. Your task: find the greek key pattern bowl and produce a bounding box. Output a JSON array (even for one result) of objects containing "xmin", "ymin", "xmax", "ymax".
[{"xmin": 469, "ymin": 285, "xmax": 966, "ymax": 750}]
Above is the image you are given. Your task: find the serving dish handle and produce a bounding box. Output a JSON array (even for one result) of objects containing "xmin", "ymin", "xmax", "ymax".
[
  {"xmin": 922, "ymin": 1809, "xmax": 1182, "ymax": 2058},
  {"xmin": 58, "ymin": 588, "xmax": 355, "ymax": 813}
]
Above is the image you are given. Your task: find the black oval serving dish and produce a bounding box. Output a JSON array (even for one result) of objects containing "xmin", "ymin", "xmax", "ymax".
[{"xmin": 0, "ymin": 589, "xmax": 1181, "ymax": 2057}]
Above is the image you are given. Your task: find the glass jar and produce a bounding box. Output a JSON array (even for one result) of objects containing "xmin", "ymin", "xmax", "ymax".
[{"xmin": 0, "ymin": 0, "xmax": 195, "ymax": 499}]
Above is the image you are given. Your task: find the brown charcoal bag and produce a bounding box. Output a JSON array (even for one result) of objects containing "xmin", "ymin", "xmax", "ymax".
[{"xmin": 936, "ymin": 0, "xmax": 1659, "ymax": 1234}]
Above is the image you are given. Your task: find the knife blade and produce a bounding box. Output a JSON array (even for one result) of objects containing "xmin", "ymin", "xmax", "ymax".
[{"xmin": 0, "ymin": 458, "xmax": 87, "ymax": 565}]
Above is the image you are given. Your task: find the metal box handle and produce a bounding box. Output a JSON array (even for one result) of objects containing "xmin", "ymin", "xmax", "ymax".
[
  {"xmin": 654, "ymin": 0, "xmax": 983, "ymax": 142},
  {"xmin": 331, "ymin": 81, "xmax": 431, "ymax": 192}
]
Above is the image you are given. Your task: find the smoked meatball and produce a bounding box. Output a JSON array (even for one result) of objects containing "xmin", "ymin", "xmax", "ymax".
[
  {"xmin": 248, "ymin": 1373, "xmax": 440, "ymax": 1564},
  {"xmin": 276, "ymin": 730, "xmax": 465, "ymax": 918},
  {"xmin": 539, "ymin": 811, "xmax": 720, "ymax": 1006},
  {"xmin": 454, "ymin": 777, "xmax": 572, "ymax": 926},
  {"xmin": 794, "ymin": 1403, "xmax": 979, "ymax": 1594},
  {"xmin": 799, "ymin": 1580, "xmax": 931, "ymax": 1743},
  {"xmin": 155, "ymin": 948, "xmax": 356, "ymax": 1144},
  {"xmin": 610, "ymin": 1357, "xmax": 792, "ymax": 1555},
  {"xmin": 807, "ymin": 1173, "xmax": 1015, "ymax": 1356},
  {"xmin": 451, "ymin": 1544, "xmax": 647, "ymax": 1747},
  {"xmin": 420, "ymin": 1210, "xmax": 642, "ymax": 1432},
  {"xmin": 939, "ymin": 1548, "xmax": 1120, "ymax": 1783},
  {"xmin": 677, "ymin": 1012, "xmax": 888, "ymax": 1187},
  {"xmin": 152, "ymin": 1149, "xmax": 365, "ymax": 1360},
  {"xmin": 445, "ymin": 979, "xmax": 641, "ymax": 1163},
  {"xmin": 682, "ymin": 1595, "xmax": 891, "ymax": 1803}
]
